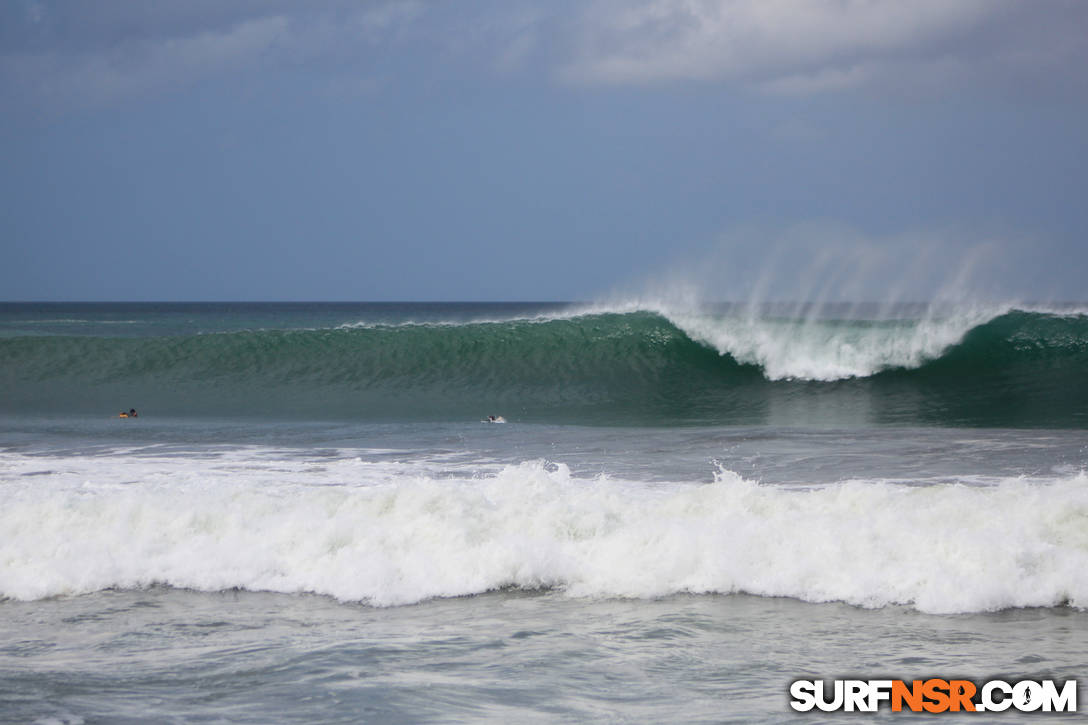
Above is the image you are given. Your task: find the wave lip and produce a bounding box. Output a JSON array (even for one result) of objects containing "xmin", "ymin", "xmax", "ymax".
[
  {"xmin": 629, "ymin": 301, "xmax": 1008, "ymax": 381},
  {"xmin": 2, "ymin": 303, "xmax": 1088, "ymax": 426},
  {"xmin": 2, "ymin": 455, "xmax": 1085, "ymax": 614}
]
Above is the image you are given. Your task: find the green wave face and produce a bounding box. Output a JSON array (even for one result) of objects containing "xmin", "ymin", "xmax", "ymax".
[{"xmin": 2, "ymin": 310, "xmax": 1086, "ymax": 427}]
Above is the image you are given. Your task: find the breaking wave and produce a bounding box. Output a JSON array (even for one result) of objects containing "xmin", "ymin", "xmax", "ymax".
[
  {"xmin": 1, "ymin": 451, "xmax": 1084, "ymax": 614},
  {"xmin": 2, "ymin": 305, "xmax": 1086, "ymax": 426}
]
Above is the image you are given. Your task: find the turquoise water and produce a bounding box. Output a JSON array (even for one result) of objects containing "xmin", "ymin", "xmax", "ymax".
[
  {"xmin": 3, "ymin": 302, "xmax": 1087, "ymax": 427},
  {"xmin": 1, "ymin": 302, "xmax": 1086, "ymax": 722}
]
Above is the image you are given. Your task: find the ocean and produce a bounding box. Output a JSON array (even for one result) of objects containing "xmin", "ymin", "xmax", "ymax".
[{"xmin": 1, "ymin": 301, "xmax": 1085, "ymax": 723}]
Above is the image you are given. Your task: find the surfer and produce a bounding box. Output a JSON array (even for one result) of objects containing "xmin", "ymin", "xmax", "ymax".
[
  {"xmin": 486, "ymin": 415, "xmax": 506, "ymax": 423},
  {"xmin": 129, "ymin": 408, "xmax": 138, "ymax": 418}
]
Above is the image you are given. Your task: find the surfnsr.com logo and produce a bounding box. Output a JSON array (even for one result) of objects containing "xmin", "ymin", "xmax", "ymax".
[{"xmin": 789, "ymin": 679, "xmax": 1078, "ymax": 713}]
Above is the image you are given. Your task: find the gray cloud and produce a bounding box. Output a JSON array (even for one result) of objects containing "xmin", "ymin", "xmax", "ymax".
[
  {"xmin": 0, "ymin": 1, "xmax": 425, "ymax": 109},
  {"xmin": 560, "ymin": 0, "xmax": 1088, "ymax": 97},
  {"xmin": 4, "ymin": 0, "xmax": 1087, "ymax": 113}
]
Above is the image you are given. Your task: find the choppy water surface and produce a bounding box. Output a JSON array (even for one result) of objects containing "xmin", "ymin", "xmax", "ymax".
[
  {"xmin": 1, "ymin": 303, "xmax": 1086, "ymax": 722},
  {"xmin": 3, "ymin": 589, "xmax": 1086, "ymax": 724}
]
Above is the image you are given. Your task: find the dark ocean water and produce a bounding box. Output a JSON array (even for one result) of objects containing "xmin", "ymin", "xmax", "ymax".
[
  {"xmin": 3, "ymin": 301, "xmax": 1087, "ymax": 427},
  {"xmin": 1, "ymin": 302, "xmax": 1086, "ymax": 723}
]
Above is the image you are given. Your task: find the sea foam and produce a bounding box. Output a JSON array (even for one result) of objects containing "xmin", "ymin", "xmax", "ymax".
[
  {"xmin": 605, "ymin": 296, "xmax": 1010, "ymax": 381},
  {"xmin": 1, "ymin": 450, "xmax": 1085, "ymax": 613}
]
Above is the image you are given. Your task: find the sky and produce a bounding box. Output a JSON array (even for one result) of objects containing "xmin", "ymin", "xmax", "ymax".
[{"xmin": 2, "ymin": 0, "xmax": 1087, "ymax": 302}]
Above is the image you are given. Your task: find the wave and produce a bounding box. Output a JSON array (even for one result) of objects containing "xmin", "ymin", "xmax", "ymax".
[
  {"xmin": 650, "ymin": 304, "xmax": 1001, "ymax": 380},
  {"xmin": 1, "ymin": 452, "xmax": 1084, "ymax": 613},
  {"xmin": 2, "ymin": 306, "xmax": 1087, "ymax": 426}
]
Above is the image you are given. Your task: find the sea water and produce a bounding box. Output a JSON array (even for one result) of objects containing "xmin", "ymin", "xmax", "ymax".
[{"xmin": 1, "ymin": 302, "xmax": 1086, "ymax": 722}]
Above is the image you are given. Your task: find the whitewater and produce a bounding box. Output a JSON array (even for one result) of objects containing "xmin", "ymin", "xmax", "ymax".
[
  {"xmin": 5, "ymin": 300, "xmax": 1087, "ymax": 429},
  {"xmin": 1, "ymin": 302, "xmax": 1086, "ymax": 723},
  {"xmin": 3, "ymin": 447, "xmax": 1086, "ymax": 614}
]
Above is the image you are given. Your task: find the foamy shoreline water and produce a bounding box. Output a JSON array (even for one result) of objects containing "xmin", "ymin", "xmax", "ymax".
[
  {"xmin": 2, "ymin": 302, "xmax": 1087, "ymax": 722},
  {"xmin": 3, "ymin": 443, "xmax": 1085, "ymax": 613},
  {"xmin": 3, "ymin": 586, "xmax": 1083, "ymax": 724}
]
